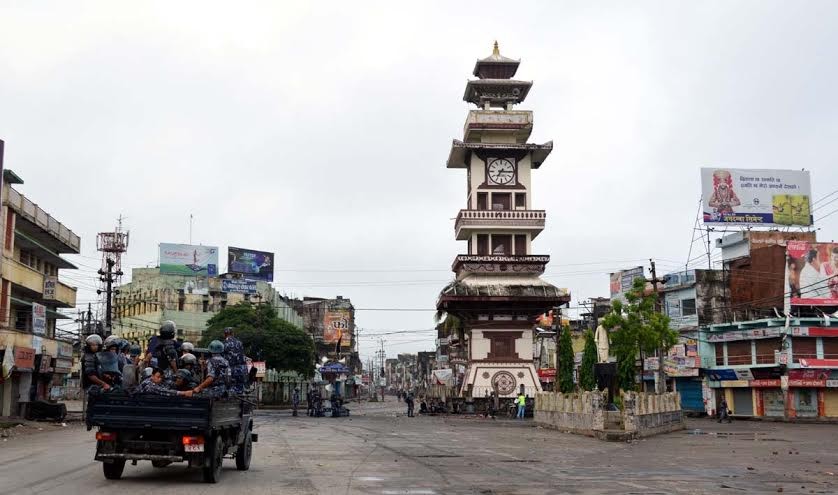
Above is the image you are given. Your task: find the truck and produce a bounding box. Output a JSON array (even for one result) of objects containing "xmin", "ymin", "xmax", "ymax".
[{"xmin": 85, "ymin": 391, "xmax": 256, "ymax": 483}]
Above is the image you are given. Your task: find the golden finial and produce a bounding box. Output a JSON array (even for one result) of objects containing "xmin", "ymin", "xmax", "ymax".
[{"xmin": 492, "ymin": 40, "xmax": 500, "ymax": 56}]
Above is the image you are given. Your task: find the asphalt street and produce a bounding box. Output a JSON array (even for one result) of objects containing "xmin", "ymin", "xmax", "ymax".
[{"xmin": 1, "ymin": 399, "xmax": 836, "ymax": 494}]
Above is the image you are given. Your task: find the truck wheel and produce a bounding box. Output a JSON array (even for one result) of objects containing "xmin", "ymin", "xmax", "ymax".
[
  {"xmin": 235, "ymin": 431, "xmax": 253, "ymax": 471},
  {"xmin": 151, "ymin": 460, "xmax": 171, "ymax": 468},
  {"xmin": 202, "ymin": 435, "xmax": 224, "ymax": 483},
  {"xmin": 103, "ymin": 460, "xmax": 125, "ymax": 480}
]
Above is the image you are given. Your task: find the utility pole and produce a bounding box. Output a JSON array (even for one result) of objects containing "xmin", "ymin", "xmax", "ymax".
[
  {"xmin": 98, "ymin": 258, "xmax": 116, "ymax": 334},
  {"xmin": 649, "ymin": 259, "xmax": 666, "ymax": 394},
  {"xmin": 552, "ymin": 305, "xmax": 563, "ymax": 392}
]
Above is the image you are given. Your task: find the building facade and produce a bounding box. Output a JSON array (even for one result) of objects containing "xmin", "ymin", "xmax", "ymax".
[
  {"xmin": 0, "ymin": 169, "xmax": 79, "ymax": 417},
  {"xmin": 114, "ymin": 267, "xmax": 303, "ymax": 348},
  {"xmin": 437, "ymin": 44, "xmax": 570, "ymax": 401}
]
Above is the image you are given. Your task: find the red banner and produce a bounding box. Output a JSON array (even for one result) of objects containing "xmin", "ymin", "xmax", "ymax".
[
  {"xmin": 750, "ymin": 379, "xmax": 781, "ymax": 388},
  {"xmin": 14, "ymin": 347, "xmax": 35, "ymax": 369}
]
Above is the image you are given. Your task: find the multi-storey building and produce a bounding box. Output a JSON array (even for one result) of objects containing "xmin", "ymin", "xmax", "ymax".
[
  {"xmin": 114, "ymin": 267, "xmax": 303, "ymax": 348},
  {"xmin": 0, "ymin": 168, "xmax": 79, "ymax": 417},
  {"xmin": 437, "ymin": 44, "xmax": 570, "ymax": 402}
]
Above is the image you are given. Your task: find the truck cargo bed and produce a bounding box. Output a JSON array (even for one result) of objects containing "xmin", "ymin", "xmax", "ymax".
[{"xmin": 86, "ymin": 392, "xmax": 245, "ymax": 431}]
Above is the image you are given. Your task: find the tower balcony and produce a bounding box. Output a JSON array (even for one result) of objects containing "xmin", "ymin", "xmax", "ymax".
[
  {"xmin": 451, "ymin": 254, "xmax": 551, "ymax": 277},
  {"xmin": 455, "ymin": 209, "xmax": 546, "ymax": 241}
]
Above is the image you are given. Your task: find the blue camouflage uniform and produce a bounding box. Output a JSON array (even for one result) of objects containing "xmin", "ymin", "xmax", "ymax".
[
  {"xmin": 223, "ymin": 336, "xmax": 247, "ymax": 394},
  {"xmin": 139, "ymin": 377, "xmax": 178, "ymax": 396},
  {"xmin": 203, "ymin": 355, "xmax": 230, "ymax": 398}
]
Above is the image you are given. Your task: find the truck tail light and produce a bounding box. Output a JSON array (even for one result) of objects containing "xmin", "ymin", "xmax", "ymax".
[
  {"xmin": 182, "ymin": 435, "xmax": 204, "ymax": 445},
  {"xmin": 96, "ymin": 431, "xmax": 117, "ymax": 441}
]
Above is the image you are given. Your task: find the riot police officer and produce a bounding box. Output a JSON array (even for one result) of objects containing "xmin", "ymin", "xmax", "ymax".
[
  {"xmin": 140, "ymin": 368, "xmax": 193, "ymax": 397},
  {"xmin": 174, "ymin": 369, "xmax": 198, "ymax": 391},
  {"xmin": 122, "ymin": 344, "xmax": 142, "ymax": 389},
  {"xmin": 95, "ymin": 350, "xmax": 122, "ymax": 392},
  {"xmin": 192, "ymin": 340, "xmax": 230, "ymax": 398},
  {"xmin": 222, "ymin": 327, "xmax": 247, "ymax": 393},
  {"xmin": 82, "ymin": 334, "xmax": 110, "ymax": 392},
  {"xmin": 154, "ymin": 321, "xmax": 179, "ymax": 380}
]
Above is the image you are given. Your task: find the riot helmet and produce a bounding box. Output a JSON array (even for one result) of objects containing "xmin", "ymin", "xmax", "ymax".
[
  {"xmin": 176, "ymin": 369, "xmax": 193, "ymax": 381},
  {"xmin": 159, "ymin": 320, "xmax": 177, "ymax": 339},
  {"xmin": 208, "ymin": 340, "xmax": 224, "ymax": 354},
  {"xmin": 129, "ymin": 344, "xmax": 142, "ymax": 357},
  {"xmin": 181, "ymin": 342, "xmax": 194, "ymax": 353},
  {"xmin": 85, "ymin": 334, "xmax": 103, "ymax": 347},
  {"xmin": 181, "ymin": 353, "xmax": 197, "ymax": 365}
]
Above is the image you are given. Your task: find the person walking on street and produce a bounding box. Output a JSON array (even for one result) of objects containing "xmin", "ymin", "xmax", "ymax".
[
  {"xmin": 516, "ymin": 392, "xmax": 526, "ymax": 419},
  {"xmin": 406, "ymin": 391, "xmax": 415, "ymax": 417},
  {"xmin": 718, "ymin": 397, "xmax": 732, "ymax": 423},
  {"xmin": 292, "ymin": 387, "xmax": 301, "ymax": 417}
]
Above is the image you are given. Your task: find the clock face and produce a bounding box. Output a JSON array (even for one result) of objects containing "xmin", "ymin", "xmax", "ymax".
[{"xmin": 487, "ymin": 158, "xmax": 515, "ymax": 185}]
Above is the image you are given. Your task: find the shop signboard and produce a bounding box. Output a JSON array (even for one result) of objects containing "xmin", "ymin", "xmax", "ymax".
[
  {"xmin": 785, "ymin": 241, "xmax": 838, "ymax": 306},
  {"xmin": 57, "ymin": 342, "xmax": 73, "ymax": 358},
  {"xmin": 644, "ymin": 357, "xmax": 660, "ymax": 371},
  {"xmin": 43, "ymin": 276, "xmax": 57, "ymax": 300},
  {"xmin": 706, "ymin": 369, "xmax": 738, "ymax": 381},
  {"xmin": 14, "ymin": 347, "xmax": 36, "ymax": 370},
  {"xmin": 734, "ymin": 369, "xmax": 755, "ymax": 381},
  {"xmin": 750, "ymin": 379, "xmax": 782, "ymax": 387},
  {"xmin": 53, "ymin": 358, "xmax": 73, "ymax": 374},
  {"xmin": 701, "ymin": 168, "xmax": 813, "ymax": 227},
  {"xmin": 32, "ymin": 303, "xmax": 46, "ymax": 336},
  {"xmin": 221, "ymin": 278, "xmax": 257, "ymax": 294},
  {"xmin": 159, "ymin": 243, "xmax": 219, "ymax": 277},
  {"xmin": 227, "ymin": 246, "xmax": 274, "ymax": 282},
  {"xmin": 38, "ymin": 354, "xmax": 52, "ymax": 374}
]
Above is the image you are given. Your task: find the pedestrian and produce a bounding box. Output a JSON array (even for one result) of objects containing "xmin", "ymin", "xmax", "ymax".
[
  {"xmin": 223, "ymin": 327, "xmax": 248, "ymax": 394},
  {"xmin": 718, "ymin": 397, "xmax": 732, "ymax": 423},
  {"xmin": 306, "ymin": 388, "xmax": 314, "ymax": 417},
  {"xmin": 292, "ymin": 387, "xmax": 301, "ymax": 417},
  {"xmin": 406, "ymin": 391, "xmax": 415, "ymax": 417},
  {"xmin": 516, "ymin": 392, "xmax": 526, "ymax": 419}
]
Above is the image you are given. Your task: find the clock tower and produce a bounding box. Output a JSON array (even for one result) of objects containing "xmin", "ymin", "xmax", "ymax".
[{"xmin": 437, "ymin": 43, "xmax": 570, "ymax": 400}]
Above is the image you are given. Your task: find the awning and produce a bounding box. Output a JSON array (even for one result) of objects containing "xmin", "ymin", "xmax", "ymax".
[{"xmin": 10, "ymin": 296, "xmax": 72, "ymax": 319}]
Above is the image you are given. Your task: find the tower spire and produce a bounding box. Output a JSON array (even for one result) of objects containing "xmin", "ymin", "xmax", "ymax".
[{"xmin": 492, "ymin": 40, "xmax": 500, "ymax": 57}]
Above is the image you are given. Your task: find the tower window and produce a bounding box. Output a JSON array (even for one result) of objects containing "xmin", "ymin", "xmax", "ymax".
[
  {"xmin": 515, "ymin": 193, "xmax": 526, "ymax": 209},
  {"xmin": 476, "ymin": 235, "xmax": 489, "ymax": 255},
  {"xmin": 492, "ymin": 235, "xmax": 511, "ymax": 255},
  {"xmin": 477, "ymin": 192, "xmax": 488, "ymax": 210},
  {"xmin": 491, "ymin": 193, "xmax": 511, "ymax": 211},
  {"xmin": 515, "ymin": 235, "xmax": 527, "ymax": 255}
]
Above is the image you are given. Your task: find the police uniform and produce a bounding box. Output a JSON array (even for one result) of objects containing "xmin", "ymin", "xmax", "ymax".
[
  {"xmin": 139, "ymin": 377, "xmax": 178, "ymax": 396},
  {"xmin": 204, "ymin": 355, "xmax": 230, "ymax": 398},
  {"xmin": 224, "ymin": 336, "xmax": 247, "ymax": 393},
  {"xmin": 154, "ymin": 338, "xmax": 179, "ymax": 382},
  {"xmin": 81, "ymin": 350, "xmax": 101, "ymax": 391}
]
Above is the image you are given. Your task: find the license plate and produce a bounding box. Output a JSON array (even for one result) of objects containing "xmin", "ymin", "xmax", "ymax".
[{"xmin": 185, "ymin": 444, "xmax": 204, "ymax": 452}]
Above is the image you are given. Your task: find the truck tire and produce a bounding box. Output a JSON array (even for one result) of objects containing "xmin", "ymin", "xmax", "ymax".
[
  {"xmin": 102, "ymin": 460, "xmax": 125, "ymax": 480},
  {"xmin": 235, "ymin": 430, "xmax": 253, "ymax": 471},
  {"xmin": 202, "ymin": 435, "xmax": 224, "ymax": 483}
]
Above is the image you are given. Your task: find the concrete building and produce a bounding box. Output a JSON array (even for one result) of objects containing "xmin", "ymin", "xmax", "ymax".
[
  {"xmin": 113, "ymin": 267, "xmax": 303, "ymax": 348},
  {"xmin": 0, "ymin": 169, "xmax": 79, "ymax": 417},
  {"xmin": 437, "ymin": 44, "xmax": 570, "ymax": 402}
]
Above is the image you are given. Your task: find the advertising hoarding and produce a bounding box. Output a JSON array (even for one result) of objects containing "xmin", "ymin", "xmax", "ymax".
[
  {"xmin": 159, "ymin": 243, "xmax": 218, "ymax": 277},
  {"xmin": 221, "ymin": 278, "xmax": 258, "ymax": 295},
  {"xmin": 32, "ymin": 303, "xmax": 46, "ymax": 336},
  {"xmin": 228, "ymin": 246, "xmax": 274, "ymax": 282},
  {"xmin": 701, "ymin": 168, "xmax": 813, "ymax": 227},
  {"xmin": 609, "ymin": 266, "xmax": 645, "ymax": 302},
  {"xmin": 323, "ymin": 309, "xmax": 352, "ymax": 347},
  {"xmin": 785, "ymin": 241, "xmax": 838, "ymax": 306}
]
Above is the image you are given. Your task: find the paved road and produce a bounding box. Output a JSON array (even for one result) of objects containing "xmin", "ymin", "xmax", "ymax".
[{"xmin": 1, "ymin": 400, "xmax": 836, "ymax": 494}]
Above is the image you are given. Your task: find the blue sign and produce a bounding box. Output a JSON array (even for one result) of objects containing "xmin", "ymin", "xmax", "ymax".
[
  {"xmin": 221, "ymin": 278, "xmax": 257, "ymax": 295},
  {"xmin": 320, "ymin": 363, "xmax": 351, "ymax": 374},
  {"xmin": 228, "ymin": 246, "xmax": 274, "ymax": 282},
  {"xmin": 706, "ymin": 369, "xmax": 739, "ymax": 381}
]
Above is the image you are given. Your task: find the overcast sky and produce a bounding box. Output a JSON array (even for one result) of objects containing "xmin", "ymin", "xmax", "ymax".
[{"xmin": 2, "ymin": 1, "xmax": 838, "ymax": 362}]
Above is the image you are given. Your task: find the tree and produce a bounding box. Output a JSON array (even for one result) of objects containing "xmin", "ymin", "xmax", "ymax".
[
  {"xmin": 557, "ymin": 325, "xmax": 575, "ymax": 393},
  {"xmin": 579, "ymin": 330, "xmax": 598, "ymax": 391},
  {"xmin": 199, "ymin": 302, "xmax": 316, "ymax": 377},
  {"xmin": 602, "ymin": 277, "xmax": 678, "ymax": 393}
]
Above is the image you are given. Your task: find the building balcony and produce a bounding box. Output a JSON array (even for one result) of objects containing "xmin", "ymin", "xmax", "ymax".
[
  {"xmin": 451, "ymin": 254, "xmax": 551, "ymax": 276},
  {"xmin": 2, "ymin": 259, "xmax": 77, "ymax": 307},
  {"xmin": 4, "ymin": 186, "xmax": 81, "ymax": 254},
  {"xmin": 454, "ymin": 209, "xmax": 546, "ymax": 240},
  {"xmin": 463, "ymin": 110, "xmax": 533, "ymax": 143}
]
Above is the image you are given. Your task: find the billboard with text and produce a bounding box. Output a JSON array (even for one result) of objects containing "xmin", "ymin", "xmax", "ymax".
[
  {"xmin": 786, "ymin": 241, "xmax": 838, "ymax": 306},
  {"xmin": 323, "ymin": 309, "xmax": 352, "ymax": 347},
  {"xmin": 159, "ymin": 243, "xmax": 218, "ymax": 277},
  {"xmin": 701, "ymin": 168, "xmax": 812, "ymax": 227},
  {"xmin": 228, "ymin": 246, "xmax": 274, "ymax": 282}
]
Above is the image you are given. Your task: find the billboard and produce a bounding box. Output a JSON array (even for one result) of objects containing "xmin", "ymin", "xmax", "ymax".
[
  {"xmin": 32, "ymin": 303, "xmax": 46, "ymax": 336},
  {"xmin": 221, "ymin": 278, "xmax": 257, "ymax": 295},
  {"xmin": 323, "ymin": 309, "xmax": 352, "ymax": 347},
  {"xmin": 228, "ymin": 246, "xmax": 274, "ymax": 282},
  {"xmin": 786, "ymin": 241, "xmax": 838, "ymax": 306},
  {"xmin": 609, "ymin": 266, "xmax": 645, "ymax": 301},
  {"xmin": 701, "ymin": 168, "xmax": 812, "ymax": 227},
  {"xmin": 159, "ymin": 243, "xmax": 218, "ymax": 276}
]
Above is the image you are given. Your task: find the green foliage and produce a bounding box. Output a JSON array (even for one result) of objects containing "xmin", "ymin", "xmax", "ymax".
[
  {"xmin": 558, "ymin": 325, "xmax": 575, "ymax": 393},
  {"xmin": 602, "ymin": 277, "xmax": 678, "ymax": 392},
  {"xmin": 579, "ymin": 330, "xmax": 598, "ymax": 391},
  {"xmin": 199, "ymin": 302, "xmax": 316, "ymax": 377}
]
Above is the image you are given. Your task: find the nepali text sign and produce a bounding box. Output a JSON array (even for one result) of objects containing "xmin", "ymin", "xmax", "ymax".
[
  {"xmin": 701, "ymin": 168, "xmax": 812, "ymax": 227},
  {"xmin": 14, "ymin": 347, "xmax": 36, "ymax": 370},
  {"xmin": 159, "ymin": 243, "xmax": 218, "ymax": 277},
  {"xmin": 221, "ymin": 278, "xmax": 257, "ymax": 295},
  {"xmin": 323, "ymin": 309, "xmax": 352, "ymax": 347},
  {"xmin": 228, "ymin": 246, "xmax": 274, "ymax": 282},
  {"xmin": 43, "ymin": 276, "xmax": 57, "ymax": 300},
  {"xmin": 785, "ymin": 241, "xmax": 838, "ymax": 306},
  {"xmin": 32, "ymin": 303, "xmax": 46, "ymax": 336}
]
